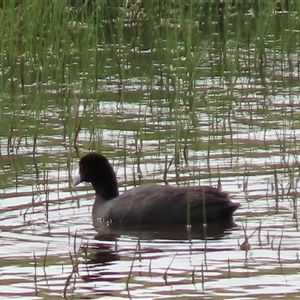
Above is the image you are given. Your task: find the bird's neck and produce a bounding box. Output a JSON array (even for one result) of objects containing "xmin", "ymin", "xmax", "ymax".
[{"xmin": 92, "ymin": 180, "xmax": 119, "ymax": 201}]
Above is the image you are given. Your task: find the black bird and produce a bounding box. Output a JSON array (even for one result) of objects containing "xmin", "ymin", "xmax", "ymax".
[{"xmin": 73, "ymin": 153, "xmax": 240, "ymax": 226}]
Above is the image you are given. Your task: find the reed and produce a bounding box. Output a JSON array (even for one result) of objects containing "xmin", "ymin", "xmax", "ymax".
[
  {"xmin": 2, "ymin": 0, "xmax": 296, "ymax": 163},
  {"xmin": 162, "ymin": 252, "xmax": 177, "ymax": 285},
  {"xmin": 1, "ymin": 1, "xmax": 300, "ymax": 297}
]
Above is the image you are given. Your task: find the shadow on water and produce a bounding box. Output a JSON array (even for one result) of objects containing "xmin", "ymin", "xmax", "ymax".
[
  {"xmin": 79, "ymin": 219, "xmax": 239, "ymax": 283},
  {"xmin": 93, "ymin": 219, "xmax": 238, "ymax": 240}
]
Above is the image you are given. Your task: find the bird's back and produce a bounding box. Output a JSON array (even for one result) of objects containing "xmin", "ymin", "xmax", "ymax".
[{"xmin": 93, "ymin": 184, "xmax": 239, "ymax": 224}]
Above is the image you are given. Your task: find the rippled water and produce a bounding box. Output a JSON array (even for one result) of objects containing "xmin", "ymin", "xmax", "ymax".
[
  {"xmin": 2, "ymin": 39, "xmax": 300, "ymax": 300},
  {"xmin": 2, "ymin": 88, "xmax": 300, "ymax": 299}
]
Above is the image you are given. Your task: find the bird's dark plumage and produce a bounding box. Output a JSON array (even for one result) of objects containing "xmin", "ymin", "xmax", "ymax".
[{"xmin": 73, "ymin": 153, "xmax": 240, "ymax": 226}]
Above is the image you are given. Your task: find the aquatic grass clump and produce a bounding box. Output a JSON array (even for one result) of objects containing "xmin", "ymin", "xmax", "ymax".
[
  {"xmin": 2, "ymin": 1, "xmax": 300, "ymax": 299},
  {"xmin": 0, "ymin": 1, "xmax": 298, "ymax": 128}
]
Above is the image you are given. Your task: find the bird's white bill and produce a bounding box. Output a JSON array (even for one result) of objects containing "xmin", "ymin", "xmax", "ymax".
[{"xmin": 73, "ymin": 174, "xmax": 82, "ymax": 186}]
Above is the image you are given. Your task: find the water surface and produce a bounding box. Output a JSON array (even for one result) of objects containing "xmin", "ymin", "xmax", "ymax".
[{"xmin": 1, "ymin": 20, "xmax": 300, "ymax": 300}]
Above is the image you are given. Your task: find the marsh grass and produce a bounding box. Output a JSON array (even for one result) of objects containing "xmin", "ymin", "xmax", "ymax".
[
  {"xmin": 126, "ymin": 240, "xmax": 140, "ymax": 297},
  {"xmin": 2, "ymin": 1, "xmax": 296, "ymax": 179},
  {"xmin": 2, "ymin": 1, "xmax": 300, "ymax": 298}
]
